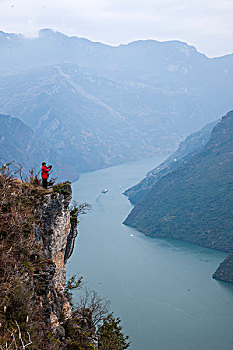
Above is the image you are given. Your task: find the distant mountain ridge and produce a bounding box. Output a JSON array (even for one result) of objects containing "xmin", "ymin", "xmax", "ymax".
[
  {"xmin": 0, "ymin": 29, "xmax": 233, "ymax": 175},
  {"xmin": 0, "ymin": 30, "xmax": 208, "ymax": 75},
  {"xmin": 124, "ymin": 110, "xmax": 233, "ymax": 283}
]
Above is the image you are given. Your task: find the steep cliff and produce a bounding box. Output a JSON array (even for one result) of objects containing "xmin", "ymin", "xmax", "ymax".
[
  {"xmin": 0, "ymin": 169, "xmax": 130, "ymax": 349},
  {"xmin": 33, "ymin": 182, "xmax": 73, "ymax": 339},
  {"xmin": 124, "ymin": 110, "xmax": 233, "ymax": 283},
  {"xmin": 0, "ymin": 173, "xmax": 95, "ymax": 348}
]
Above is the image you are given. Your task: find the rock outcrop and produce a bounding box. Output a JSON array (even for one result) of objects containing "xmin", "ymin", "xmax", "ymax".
[
  {"xmin": 33, "ymin": 182, "xmax": 73, "ymax": 339},
  {"xmin": 32, "ymin": 183, "xmax": 97, "ymax": 346},
  {"xmin": 64, "ymin": 217, "xmax": 78, "ymax": 264},
  {"xmin": 0, "ymin": 175, "xmax": 97, "ymax": 348}
]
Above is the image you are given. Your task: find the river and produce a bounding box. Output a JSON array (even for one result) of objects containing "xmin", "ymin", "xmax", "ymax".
[{"xmin": 67, "ymin": 156, "xmax": 233, "ymax": 350}]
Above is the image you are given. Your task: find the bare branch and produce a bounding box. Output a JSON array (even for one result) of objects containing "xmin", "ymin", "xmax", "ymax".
[{"xmin": 77, "ymin": 289, "xmax": 110, "ymax": 326}]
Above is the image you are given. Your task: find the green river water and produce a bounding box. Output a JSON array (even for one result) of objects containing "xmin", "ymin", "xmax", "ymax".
[{"xmin": 67, "ymin": 156, "xmax": 233, "ymax": 350}]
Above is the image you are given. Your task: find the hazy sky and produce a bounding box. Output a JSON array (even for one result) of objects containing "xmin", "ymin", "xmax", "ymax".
[{"xmin": 0, "ymin": 0, "xmax": 233, "ymax": 57}]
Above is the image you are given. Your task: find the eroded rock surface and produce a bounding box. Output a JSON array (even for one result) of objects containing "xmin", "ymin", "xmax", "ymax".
[{"xmin": 33, "ymin": 183, "xmax": 74, "ymax": 338}]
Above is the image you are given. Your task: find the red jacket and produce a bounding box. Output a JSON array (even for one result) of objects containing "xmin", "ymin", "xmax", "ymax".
[{"xmin": 41, "ymin": 165, "xmax": 51, "ymax": 179}]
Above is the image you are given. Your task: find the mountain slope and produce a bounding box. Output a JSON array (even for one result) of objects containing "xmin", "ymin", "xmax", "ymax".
[
  {"xmin": 124, "ymin": 119, "xmax": 219, "ymax": 204},
  {"xmin": 124, "ymin": 110, "xmax": 233, "ymax": 282},
  {"xmin": 0, "ymin": 114, "xmax": 77, "ymax": 181},
  {"xmin": 213, "ymin": 253, "xmax": 233, "ymax": 283},
  {"xmin": 124, "ymin": 110, "xmax": 233, "ymax": 253},
  {"xmin": 0, "ymin": 30, "xmax": 233, "ymax": 174},
  {"xmin": 0, "ymin": 64, "xmax": 184, "ymax": 172},
  {"xmin": 1, "ymin": 30, "xmax": 233, "ymax": 132}
]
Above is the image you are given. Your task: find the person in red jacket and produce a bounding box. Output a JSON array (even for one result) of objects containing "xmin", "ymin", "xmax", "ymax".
[{"xmin": 41, "ymin": 162, "xmax": 52, "ymax": 189}]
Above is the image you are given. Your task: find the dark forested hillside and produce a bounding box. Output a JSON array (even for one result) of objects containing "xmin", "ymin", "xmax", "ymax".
[
  {"xmin": 124, "ymin": 110, "xmax": 233, "ymax": 252},
  {"xmin": 124, "ymin": 110, "xmax": 233, "ymax": 282}
]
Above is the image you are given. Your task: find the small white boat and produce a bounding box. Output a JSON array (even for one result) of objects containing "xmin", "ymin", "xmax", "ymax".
[{"xmin": 101, "ymin": 189, "xmax": 108, "ymax": 193}]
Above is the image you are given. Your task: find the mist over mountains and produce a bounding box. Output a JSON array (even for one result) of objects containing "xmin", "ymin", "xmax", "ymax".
[{"xmin": 0, "ymin": 29, "xmax": 232, "ymax": 177}]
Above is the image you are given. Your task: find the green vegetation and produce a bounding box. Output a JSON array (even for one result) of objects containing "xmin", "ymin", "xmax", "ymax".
[
  {"xmin": 65, "ymin": 275, "xmax": 84, "ymax": 305},
  {"xmin": 64, "ymin": 275, "xmax": 130, "ymax": 349},
  {"xmin": 97, "ymin": 314, "xmax": 130, "ymax": 350},
  {"xmin": 70, "ymin": 202, "xmax": 91, "ymax": 225},
  {"xmin": 53, "ymin": 181, "xmax": 71, "ymax": 195},
  {"xmin": 213, "ymin": 253, "xmax": 233, "ymax": 284}
]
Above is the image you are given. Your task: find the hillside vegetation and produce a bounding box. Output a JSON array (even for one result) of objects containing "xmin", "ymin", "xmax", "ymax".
[{"xmin": 124, "ymin": 110, "xmax": 233, "ymax": 282}]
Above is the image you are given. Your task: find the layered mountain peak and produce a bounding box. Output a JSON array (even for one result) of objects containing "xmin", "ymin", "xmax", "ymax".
[{"xmin": 0, "ymin": 29, "xmax": 232, "ymax": 179}]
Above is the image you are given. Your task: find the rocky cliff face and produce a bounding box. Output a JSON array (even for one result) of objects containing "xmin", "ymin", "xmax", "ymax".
[
  {"xmin": 1, "ymin": 165, "xmax": 130, "ymax": 349},
  {"xmin": 33, "ymin": 183, "xmax": 97, "ymax": 346},
  {"xmin": 0, "ymin": 174, "xmax": 97, "ymax": 348},
  {"xmin": 33, "ymin": 182, "xmax": 73, "ymax": 339}
]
